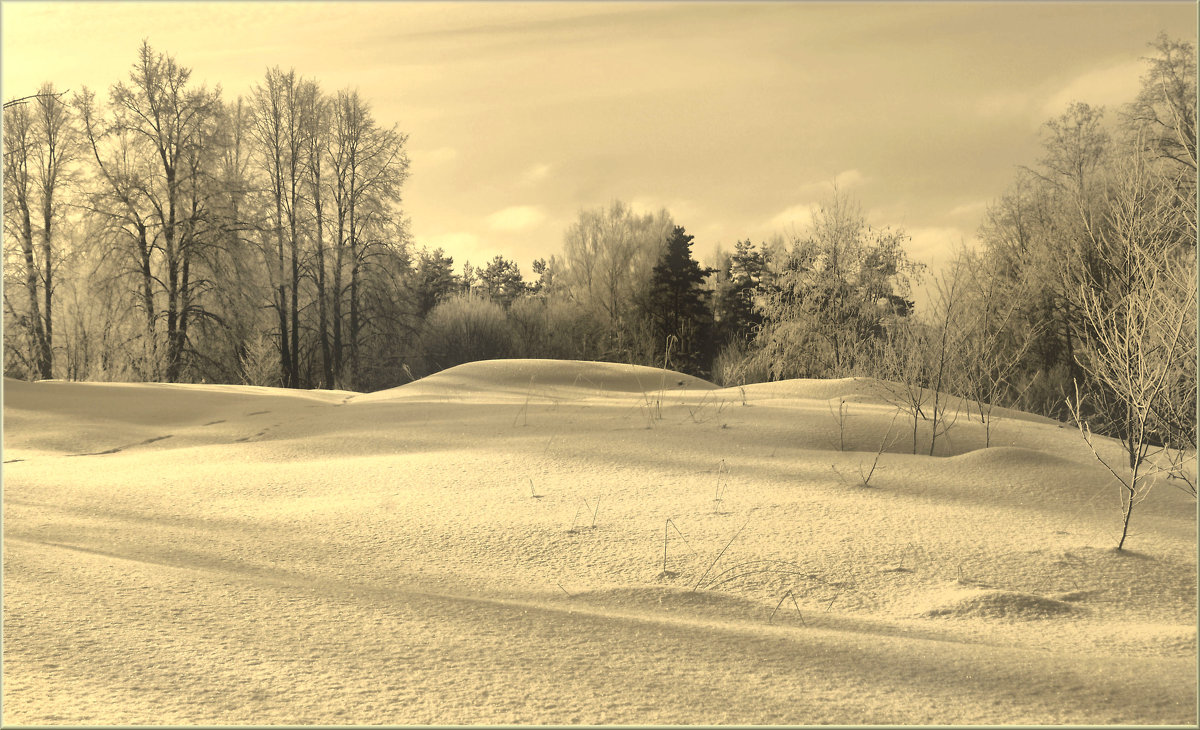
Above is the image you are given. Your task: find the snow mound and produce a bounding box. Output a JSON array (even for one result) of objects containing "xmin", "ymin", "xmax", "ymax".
[
  {"xmin": 947, "ymin": 446, "xmax": 1079, "ymax": 468},
  {"xmin": 916, "ymin": 583, "xmax": 1078, "ymax": 620},
  {"xmin": 356, "ymin": 359, "xmax": 718, "ymax": 402},
  {"xmin": 727, "ymin": 377, "xmax": 1059, "ymax": 426},
  {"xmin": 2, "ymin": 377, "xmax": 349, "ymax": 456},
  {"xmin": 728, "ymin": 376, "xmax": 893, "ymax": 404},
  {"xmin": 3, "ymin": 377, "xmax": 348, "ymax": 423},
  {"xmin": 564, "ymin": 585, "xmax": 776, "ymax": 622}
]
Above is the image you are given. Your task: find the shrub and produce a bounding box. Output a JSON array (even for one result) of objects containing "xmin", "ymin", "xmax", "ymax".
[
  {"xmin": 420, "ymin": 293, "xmax": 514, "ymax": 373},
  {"xmin": 507, "ymin": 296, "xmax": 607, "ymax": 361}
]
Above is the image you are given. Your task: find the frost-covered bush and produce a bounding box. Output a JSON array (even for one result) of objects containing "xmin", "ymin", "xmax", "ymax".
[
  {"xmin": 420, "ymin": 293, "xmax": 514, "ymax": 373},
  {"xmin": 507, "ymin": 296, "xmax": 606, "ymax": 361},
  {"xmin": 712, "ymin": 337, "xmax": 770, "ymax": 386},
  {"xmin": 239, "ymin": 332, "xmax": 281, "ymax": 387}
]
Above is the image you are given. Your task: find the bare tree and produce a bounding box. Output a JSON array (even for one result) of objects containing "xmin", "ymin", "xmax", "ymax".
[
  {"xmin": 874, "ymin": 320, "xmax": 931, "ymax": 456},
  {"xmin": 87, "ymin": 42, "xmax": 223, "ymax": 382},
  {"xmin": 31, "ymin": 84, "xmax": 76, "ymax": 378},
  {"xmin": 955, "ymin": 250, "xmax": 1044, "ymax": 447},
  {"xmin": 867, "ymin": 266, "xmax": 965, "ymax": 459},
  {"xmin": 1067, "ymin": 146, "xmax": 1197, "ymax": 551},
  {"xmin": 3, "ymin": 83, "xmax": 75, "ymax": 379},
  {"xmin": 75, "ymin": 85, "xmax": 161, "ymax": 377},
  {"xmin": 326, "ymin": 89, "xmax": 410, "ymax": 387},
  {"xmin": 1124, "ymin": 34, "xmax": 1197, "ymax": 179},
  {"xmin": 298, "ymin": 80, "xmax": 334, "ymax": 388},
  {"xmin": 205, "ymin": 95, "xmax": 276, "ymax": 385},
  {"xmin": 3, "ymin": 88, "xmax": 69, "ymax": 110},
  {"xmin": 3, "ymin": 99, "xmax": 49, "ymax": 377},
  {"xmin": 249, "ymin": 66, "xmax": 308, "ymax": 387},
  {"xmin": 923, "ymin": 262, "xmax": 967, "ymax": 457},
  {"xmin": 559, "ymin": 201, "xmax": 674, "ymax": 361}
]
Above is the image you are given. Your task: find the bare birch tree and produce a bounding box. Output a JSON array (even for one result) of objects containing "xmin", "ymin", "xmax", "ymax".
[
  {"xmin": 250, "ymin": 66, "xmax": 308, "ymax": 388},
  {"xmin": 3, "ymin": 83, "xmax": 76, "ymax": 379},
  {"xmin": 1067, "ymin": 146, "xmax": 1198, "ymax": 550}
]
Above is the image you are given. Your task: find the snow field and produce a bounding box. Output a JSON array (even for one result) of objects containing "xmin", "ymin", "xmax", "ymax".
[{"xmin": 3, "ymin": 359, "xmax": 1196, "ymax": 723}]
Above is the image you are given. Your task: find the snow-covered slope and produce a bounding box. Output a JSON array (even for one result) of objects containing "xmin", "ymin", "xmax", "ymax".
[{"xmin": 3, "ymin": 361, "xmax": 1195, "ymax": 724}]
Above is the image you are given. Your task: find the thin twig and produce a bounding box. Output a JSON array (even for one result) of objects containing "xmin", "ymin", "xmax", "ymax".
[{"xmin": 691, "ymin": 522, "xmax": 747, "ymax": 592}]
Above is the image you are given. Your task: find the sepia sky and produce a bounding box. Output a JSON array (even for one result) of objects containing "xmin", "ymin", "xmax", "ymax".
[{"xmin": 3, "ymin": 1, "xmax": 1196, "ymax": 301}]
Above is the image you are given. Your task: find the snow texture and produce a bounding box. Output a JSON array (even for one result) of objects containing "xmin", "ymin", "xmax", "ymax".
[{"xmin": 3, "ymin": 359, "xmax": 1196, "ymax": 724}]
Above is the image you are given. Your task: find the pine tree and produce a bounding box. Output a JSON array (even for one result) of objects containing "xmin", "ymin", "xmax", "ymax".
[
  {"xmin": 413, "ymin": 248, "xmax": 458, "ymax": 319},
  {"xmin": 724, "ymin": 239, "xmax": 765, "ymax": 340},
  {"xmin": 646, "ymin": 226, "xmax": 715, "ymax": 374},
  {"xmin": 479, "ymin": 255, "xmax": 526, "ymax": 307},
  {"xmin": 530, "ymin": 257, "xmax": 556, "ymax": 295}
]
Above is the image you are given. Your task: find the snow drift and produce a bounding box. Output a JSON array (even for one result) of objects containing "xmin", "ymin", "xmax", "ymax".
[{"xmin": 3, "ymin": 360, "xmax": 1195, "ymax": 724}]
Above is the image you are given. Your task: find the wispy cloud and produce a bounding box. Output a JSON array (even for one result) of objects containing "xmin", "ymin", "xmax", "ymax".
[
  {"xmin": 947, "ymin": 200, "xmax": 989, "ymax": 219},
  {"xmin": 795, "ymin": 169, "xmax": 870, "ymax": 197},
  {"xmin": 629, "ymin": 196, "xmax": 697, "ymax": 221},
  {"xmin": 423, "ymin": 231, "xmax": 479, "ymax": 252},
  {"xmin": 974, "ymin": 90, "xmax": 1035, "ymax": 120},
  {"xmin": 833, "ymin": 168, "xmax": 868, "ymax": 188},
  {"xmin": 521, "ymin": 163, "xmax": 552, "ymax": 185},
  {"xmin": 486, "ymin": 205, "xmax": 546, "ymax": 232},
  {"xmin": 768, "ymin": 202, "xmax": 816, "ymax": 232},
  {"xmin": 421, "ymin": 231, "xmax": 509, "ymax": 270},
  {"xmin": 904, "ymin": 226, "xmax": 969, "ymax": 268},
  {"xmin": 416, "ymin": 146, "xmax": 460, "ymax": 166},
  {"xmin": 1040, "ymin": 59, "xmax": 1144, "ymax": 117}
]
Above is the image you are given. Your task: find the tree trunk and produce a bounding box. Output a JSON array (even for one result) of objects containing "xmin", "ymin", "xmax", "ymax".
[
  {"xmin": 39, "ymin": 192, "xmax": 54, "ymax": 379},
  {"xmin": 289, "ymin": 176, "xmax": 301, "ymax": 388},
  {"xmin": 332, "ymin": 212, "xmax": 345, "ymax": 384},
  {"xmin": 137, "ymin": 223, "xmax": 157, "ymax": 379},
  {"xmin": 178, "ymin": 235, "xmax": 192, "ymax": 381},
  {"xmin": 290, "ymin": 230, "xmax": 301, "ymax": 387},
  {"xmin": 19, "ymin": 199, "xmax": 48, "ymax": 379},
  {"xmin": 274, "ymin": 196, "xmax": 292, "ymax": 387},
  {"xmin": 164, "ymin": 167, "xmax": 181, "ymax": 382},
  {"xmin": 350, "ymin": 255, "xmax": 360, "ymax": 379},
  {"xmin": 314, "ymin": 188, "xmax": 332, "ymax": 389},
  {"xmin": 347, "ymin": 160, "xmax": 358, "ymax": 384}
]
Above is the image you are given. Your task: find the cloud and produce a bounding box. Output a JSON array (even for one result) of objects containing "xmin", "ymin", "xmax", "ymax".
[
  {"xmin": 833, "ymin": 168, "xmax": 867, "ymax": 188},
  {"xmin": 899, "ymin": 226, "xmax": 973, "ymax": 315},
  {"xmin": 486, "ymin": 205, "xmax": 546, "ymax": 232},
  {"xmin": 1040, "ymin": 59, "xmax": 1144, "ymax": 117},
  {"xmin": 947, "ymin": 200, "xmax": 989, "ymax": 219},
  {"xmin": 974, "ymin": 90, "xmax": 1036, "ymax": 120},
  {"xmin": 629, "ymin": 196, "xmax": 697, "ymax": 221},
  {"xmin": 423, "ymin": 231, "xmax": 480, "ymax": 252},
  {"xmin": 904, "ymin": 226, "xmax": 970, "ymax": 269},
  {"xmin": 521, "ymin": 163, "xmax": 552, "ymax": 184},
  {"xmin": 973, "ymin": 59, "xmax": 1144, "ymax": 125},
  {"xmin": 795, "ymin": 169, "xmax": 870, "ymax": 197},
  {"xmin": 416, "ymin": 146, "xmax": 460, "ymax": 166},
  {"xmin": 421, "ymin": 231, "xmax": 508, "ymax": 270},
  {"xmin": 768, "ymin": 202, "xmax": 816, "ymax": 232}
]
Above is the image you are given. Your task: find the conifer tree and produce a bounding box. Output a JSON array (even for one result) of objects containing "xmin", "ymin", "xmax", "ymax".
[{"xmin": 646, "ymin": 225, "xmax": 714, "ymax": 374}]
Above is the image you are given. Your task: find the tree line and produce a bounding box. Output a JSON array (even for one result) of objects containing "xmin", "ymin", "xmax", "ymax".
[
  {"xmin": 4, "ymin": 36, "xmax": 1196, "ymax": 468},
  {"xmin": 5, "ymin": 42, "xmax": 411, "ymax": 391}
]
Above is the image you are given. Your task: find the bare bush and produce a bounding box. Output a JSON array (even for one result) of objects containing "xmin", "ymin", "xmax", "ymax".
[
  {"xmin": 1067, "ymin": 147, "xmax": 1198, "ymax": 550},
  {"xmin": 420, "ymin": 293, "xmax": 514, "ymax": 373}
]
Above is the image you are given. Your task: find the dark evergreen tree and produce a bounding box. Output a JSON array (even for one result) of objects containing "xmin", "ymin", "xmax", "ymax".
[
  {"xmin": 479, "ymin": 254, "xmax": 526, "ymax": 307},
  {"xmin": 413, "ymin": 248, "xmax": 458, "ymax": 319},
  {"xmin": 646, "ymin": 226, "xmax": 715, "ymax": 374},
  {"xmin": 530, "ymin": 257, "xmax": 555, "ymax": 296},
  {"xmin": 718, "ymin": 239, "xmax": 765, "ymax": 342}
]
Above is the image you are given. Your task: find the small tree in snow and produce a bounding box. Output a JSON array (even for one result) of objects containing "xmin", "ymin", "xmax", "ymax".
[{"xmin": 1066, "ymin": 147, "xmax": 1197, "ymax": 550}]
